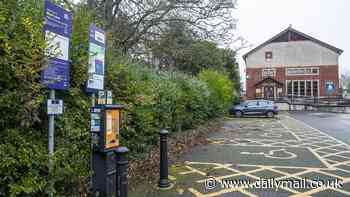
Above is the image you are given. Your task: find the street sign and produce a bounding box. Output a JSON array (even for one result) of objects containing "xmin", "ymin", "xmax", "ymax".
[
  {"xmin": 47, "ymin": 99, "xmax": 63, "ymax": 115},
  {"xmin": 41, "ymin": 0, "xmax": 72, "ymax": 90},
  {"xmin": 325, "ymin": 81, "xmax": 336, "ymax": 95},
  {"xmin": 87, "ymin": 24, "xmax": 106, "ymax": 92}
]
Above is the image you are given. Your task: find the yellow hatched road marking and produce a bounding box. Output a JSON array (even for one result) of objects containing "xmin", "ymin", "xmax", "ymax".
[{"xmin": 180, "ymin": 114, "xmax": 350, "ymax": 196}]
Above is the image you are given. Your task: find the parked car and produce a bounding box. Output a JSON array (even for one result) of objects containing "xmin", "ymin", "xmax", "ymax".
[{"xmin": 229, "ymin": 100, "xmax": 278, "ymax": 118}]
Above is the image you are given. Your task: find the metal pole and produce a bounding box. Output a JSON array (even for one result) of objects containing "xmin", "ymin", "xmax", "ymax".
[
  {"xmin": 159, "ymin": 129, "xmax": 170, "ymax": 188},
  {"xmin": 48, "ymin": 89, "xmax": 55, "ymax": 197},
  {"xmin": 91, "ymin": 93, "xmax": 96, "ymax": 107},
  {"xmin": 116, "ymin": 146, "xmax": 129, "ymax": 197},
  {"xmin": 90, "ymin": 93, "xmax": 95, "ymax": 192}
]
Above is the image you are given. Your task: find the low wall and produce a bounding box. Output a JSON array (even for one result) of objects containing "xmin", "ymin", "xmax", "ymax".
[
  {"xmin": 316, "ymin": 106, "xmax": 350, "ymax": 113},
  {"xmin": 275, "ymin": 102, "xmax": 350, "ymax": 113}
]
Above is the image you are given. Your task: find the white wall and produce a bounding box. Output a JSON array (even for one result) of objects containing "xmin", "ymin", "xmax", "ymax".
[{"xmin": 246, "ymin": 41, "xmax": 339, "ymax": 68}]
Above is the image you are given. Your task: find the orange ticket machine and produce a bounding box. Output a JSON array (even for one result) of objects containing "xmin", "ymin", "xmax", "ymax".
[
  {"xmin": 91, "ymin": 104, "xmax": 125, "ymax": 196},
  {"xmin": 91, "ymin": 104, "xmax": 124, "ymax": 152}
]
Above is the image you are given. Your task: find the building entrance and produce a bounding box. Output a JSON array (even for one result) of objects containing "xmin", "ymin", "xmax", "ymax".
[{"xmin": 264, "ymin": 86, "xmax": 274, "ymax": 99}]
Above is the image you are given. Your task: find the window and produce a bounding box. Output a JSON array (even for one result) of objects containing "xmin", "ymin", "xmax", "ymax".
[
  {"xmin": 287, "ymin": 81, "xmax": 292, "ymax": 96},
  {"xmin": 247, "ymin": 101, "xmax": 257, "ymax": 106},
  {"xmin": 288, "ymin": 80, "xmax": 318, "ymax": 97},
  {"xmin": 313, "ymin": 81, "xmax": 319, "ymax": 97},
  {"xmin": 258, "ymin": 101, "xmax": 266, "ymax": 106},
  {"xmin": 265, "ymin": 51, "xmax": 273, "ymax": 61},
  {"xmin": 293, "ymin": 81, "xmax": 299, "ymax": 96},
  {"xmin": 306, "ymin": 81, "xmax": 312, "ymax": 96},
  {"xmin": 300, "ymin": 81, "xmax": 305, "ymax": 96}
]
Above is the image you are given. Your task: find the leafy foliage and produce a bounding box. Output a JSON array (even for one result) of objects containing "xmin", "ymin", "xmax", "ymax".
[{"xmin": 199, "ymin": 69, "xmax": 236, "ymax": 115}]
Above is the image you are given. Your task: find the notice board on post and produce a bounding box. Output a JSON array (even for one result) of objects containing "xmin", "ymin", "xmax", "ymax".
[
  {"xmin": 41, "ymin": 0, "xmax": 72, "ymax": 90},
  {"xmin": 86, "ymin": 24, "xmax": 106, "ymax": 92}
]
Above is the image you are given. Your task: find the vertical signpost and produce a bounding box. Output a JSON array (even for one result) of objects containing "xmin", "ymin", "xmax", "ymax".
[
  {"xmin": 87, "ymin": 24, "xmax": 128, "ymax": 197},
  {"xmin": 42, "ymin": 1, "xmax": 72, "ymax": 196}
]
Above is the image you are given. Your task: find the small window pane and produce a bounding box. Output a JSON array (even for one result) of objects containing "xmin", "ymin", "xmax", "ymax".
[
  {"xmin": 300, "ymin": 81, "xmax": 305, "ymax": 96},
  {"xmin": 313, "ymin": 81, "xmax": 318, "ymax": 97},
  {"xmin": 287, "ymin": 81, "xmax": 292, "ymax": 96},
  {"xmin": 293, "ymin": 81, "xmax": 298, "ymax": 96},
  {"xmin": 306, "ymin": 81, "xmax": 312, "ymax": 96}
]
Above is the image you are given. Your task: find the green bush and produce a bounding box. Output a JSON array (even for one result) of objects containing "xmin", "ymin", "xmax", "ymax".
[
  {"xmin": 106, "ymin": 62, "xmax": 217, "ymax": 155},
  {"xmin": 0, "ymin": 1, "xmax": 238, "ymax": 196},
  {"xmin": 199, "ymin": 69, "xmax": 236, "ymax": 116}
]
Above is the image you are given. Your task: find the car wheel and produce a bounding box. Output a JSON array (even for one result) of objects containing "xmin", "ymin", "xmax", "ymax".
[
  {"xmin": 235, "ymin": 111, "xmax": 243, "ymax": 118},
  {"xmin": 266, "ymin": 111, "xmax": 274, "ymax": 118}
]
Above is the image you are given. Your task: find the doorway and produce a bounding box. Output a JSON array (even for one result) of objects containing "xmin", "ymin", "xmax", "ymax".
[{"xmin": 264, "ymin": 86, "xmax": 274, "ymax": 99}]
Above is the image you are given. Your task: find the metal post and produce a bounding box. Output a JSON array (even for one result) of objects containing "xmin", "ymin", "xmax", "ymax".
[
  {"xmin": 90, "ymin": 93, "xmax": 95, "ymax": 192},
  {"xmin": 116, "ymin": 146, "xmax": 129, "ymax": 197},
  {"xmin": 91, "ymin": 93, "xmax": 96, "ymax": 107},
  {"xmin": 48, "ymin": 89, "xmax": 55, "ymax": 197},
  {"xmin": 159, "ymin": 129, "xmax": 170, "ymax": 188}
]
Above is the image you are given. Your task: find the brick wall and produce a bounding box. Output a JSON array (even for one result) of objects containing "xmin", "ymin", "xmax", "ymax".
[
  {"xmin": 319, "ymin": 65, "xmax": 339, "ymax": 96},
  {"xmin": 246, "ymin": 65, "xmax": 339, "ymax": 98}
]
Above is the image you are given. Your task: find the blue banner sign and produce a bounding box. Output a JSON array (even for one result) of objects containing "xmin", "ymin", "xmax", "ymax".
[
  {"xmin": 325, "ymin": 81, "xmax": 336, "ymax": 95},
  {"xmin": 86, "ymin": 24, "xmax": 106, "ymax": 92},
  {"xmin": 41, "ymin": 0, "xmax": 72, "ymax": 90}
]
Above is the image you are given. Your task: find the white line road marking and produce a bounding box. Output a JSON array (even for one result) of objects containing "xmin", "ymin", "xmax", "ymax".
[{"xmin": 283, "ymin": 114, "xmax": 350, "ymax": 148}]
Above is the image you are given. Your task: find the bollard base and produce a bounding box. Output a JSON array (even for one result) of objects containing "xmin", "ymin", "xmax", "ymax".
[
  {"xmin": 157, "ymin": 182, "xmax": 174, "ymax": 190},
  {"xmin": 159, "ymin": 179, "xmax": 171, "ymax": 188}
]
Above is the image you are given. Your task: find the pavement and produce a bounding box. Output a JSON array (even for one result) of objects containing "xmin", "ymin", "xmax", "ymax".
[{"xmin": 130, "ymin": 112, "xmax": 350, "ymax": 197}]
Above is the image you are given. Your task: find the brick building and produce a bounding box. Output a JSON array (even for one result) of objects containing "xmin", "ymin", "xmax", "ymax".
[{"xmin": 244, "ymin": 26, "xmax": 343, "ymax": 99}]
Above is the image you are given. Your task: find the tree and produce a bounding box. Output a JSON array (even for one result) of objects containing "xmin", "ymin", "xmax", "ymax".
[
  {"xmin": 340, "ymin": 72, "xmax": 350, "ymax": 97},
  {"xmin": 86, "ymin": 0, "xmax": 239, "ymax": 54}
]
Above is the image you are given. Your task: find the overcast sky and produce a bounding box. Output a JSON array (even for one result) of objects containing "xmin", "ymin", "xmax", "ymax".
[{"xmin": 236, "ymin": 0, "xmax": 350, "ymax": 85}]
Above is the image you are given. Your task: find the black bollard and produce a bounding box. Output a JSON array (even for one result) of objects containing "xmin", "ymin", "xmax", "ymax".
[
  {"xmin": 115, "ymin": 146, "xmax": 129, "ymax": 197},
  {"xmin": 159, "ymin": 129, "xmax": 171, "ymax": 188}
]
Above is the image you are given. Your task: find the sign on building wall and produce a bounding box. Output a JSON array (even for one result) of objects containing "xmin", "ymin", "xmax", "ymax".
[
  {"xmin": 86, "ymin": 24, "xmax": 106, "ymax": 92},
  {"xmin": 325, "ymin": 81, "xmax": 336, "ymax": 95},
  {"xmin": 41, "ymin": 0, "xmax": 72, "ymax": 90},
  {"xmin": 262, "ymin": 68, "xmax": 276, "ymax": 77},
  {"xmin": 286, "ymin": 67, "xmax": 319, "ymax": 76}
]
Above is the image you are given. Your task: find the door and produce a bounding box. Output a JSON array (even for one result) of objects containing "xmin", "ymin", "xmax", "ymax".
[
  {"xmin": 264, "ymin": 86, "xmax": 274, "ymax": 99},
  {"xmin": 243, "ymin": 101, "xmax": 260, "ymax": 115}
]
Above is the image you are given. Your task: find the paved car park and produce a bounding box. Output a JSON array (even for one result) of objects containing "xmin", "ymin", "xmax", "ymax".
[
  {"xmin": 169, "ymin": 113, "xmax": 350, "ymax": 197},
  {"xmin": 289, "ymin": 111, "xmax": 350, "ymax": 145}
]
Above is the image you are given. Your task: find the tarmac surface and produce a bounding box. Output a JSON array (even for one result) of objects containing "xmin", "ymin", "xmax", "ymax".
[
  {"xmin": 131, "ymin": 112, "xmax": 350, "ymax": 197},
  {"xmin": 289, "ymin": 111, "xmax": 350, "ymax": 145}
]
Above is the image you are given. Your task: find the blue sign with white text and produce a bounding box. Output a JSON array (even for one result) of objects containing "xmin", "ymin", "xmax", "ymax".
[
  {"xmin": 41, "ymin": 0, "xmax": 72, "ymax": 90},
  {"xmin": 86, "ymin": 24, "xmax": 106, "ymax": 92},
  {"xmin": 325, "ymin": 81, "xmax": 336, "ymax": 95}
]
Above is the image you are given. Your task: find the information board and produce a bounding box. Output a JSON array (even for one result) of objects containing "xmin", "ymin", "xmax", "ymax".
[
  {"xmin": 41, "ymin": 0, "xmax": 72, "ymax": 90},
  {"xmin": 87, "ymin": 24, "xmax": 106, "ymax": 92},
  {"xmin": 325, "ymin": 81, "xmax": 336, "ymax": 95}
]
